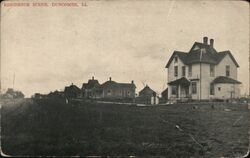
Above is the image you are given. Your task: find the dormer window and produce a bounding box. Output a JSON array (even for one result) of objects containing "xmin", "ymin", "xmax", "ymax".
[
  {"xmin": 174, "ymin": 56, "xmax": 178, "ymax": 63},
  {"xmin": 193, "ymin": 45, "xmax": 200, "ymax": 50}
]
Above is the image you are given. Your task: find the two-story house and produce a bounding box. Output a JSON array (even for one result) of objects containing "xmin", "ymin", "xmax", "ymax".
[
  {"xmin": 165, "ymin": 37, "xmax": 241, "ymax": 101},
  {"xmin": 82, "ymin": 77, "xmax": 101, "ymax": 98}
]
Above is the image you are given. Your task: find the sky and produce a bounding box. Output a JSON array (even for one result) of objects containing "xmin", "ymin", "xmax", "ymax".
[{"xmin": 1, "ymin": 0, "xmax": 249, "ymax": 97}]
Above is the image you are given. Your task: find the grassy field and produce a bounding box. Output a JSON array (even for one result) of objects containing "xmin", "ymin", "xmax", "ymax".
[{"xmin": 1, "ymin": 98, "xmax": 249, "ymax": 157}]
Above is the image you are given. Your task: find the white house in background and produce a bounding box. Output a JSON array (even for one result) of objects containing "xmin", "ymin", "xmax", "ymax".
[{"xmin": 165, "ymin": 37, "xmax": 241, "ymax": 101}]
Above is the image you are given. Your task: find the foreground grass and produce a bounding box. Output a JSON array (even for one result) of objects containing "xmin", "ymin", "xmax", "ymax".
[{"xmin": 1, "ymin": 98, "xmax": 249, "ymax": 157}]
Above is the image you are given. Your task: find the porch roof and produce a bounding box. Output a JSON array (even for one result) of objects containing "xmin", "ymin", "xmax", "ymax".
[
  {"xmin": 212, "ymin": 76, "xmax": 241, "ymax": 84},
  {"xmin": 168, "ymin": 77, "xmax": 190, "ymax": 86}
]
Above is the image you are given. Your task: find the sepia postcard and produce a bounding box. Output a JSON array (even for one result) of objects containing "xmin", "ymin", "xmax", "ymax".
[{"xmin": 0, "ymin": 0, "xmax": 249, "ymax": 157}]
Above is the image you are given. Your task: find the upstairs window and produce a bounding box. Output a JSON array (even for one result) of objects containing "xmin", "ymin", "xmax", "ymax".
[
  {"xmin": 188, "ymin": 65, "xmax": 192, "ymax": 77},
  {"xmin": 174, "ymin": 56, "xmax": 178, "ymax": 63},
  {"xmin": 174, "ymin": 66, "xmax": 178, "ymax": 77},
  {"xmin": 226, "ymin": 65, "xmax": 230, "ymax": 77},
  {"xmin": 191, "ymin": 82, "xmax": 197, "ymax": 94},
  {"xmin": 210, "ymin": 64, "xmax": 215, "ymax": 77},
  {"xmin": 182, "ymin": 66, "xmax": 186, "ymax": 76}
]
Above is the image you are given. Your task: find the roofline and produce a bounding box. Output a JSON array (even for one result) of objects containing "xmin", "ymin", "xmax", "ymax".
[
  {"xmin": 213, "ymin": 82, "xmax": 241, "ymax": 84},
  {"xmin": 165, "ymin": 51, "xmax": 186, "ymax": 68},
  {"xmin": 101, "ymin": 80, "xmax": 136, "ymax": 88},
  {"xmin": 218, "ymin": 51, "xmax": 240, "ymax": 68},
  {"xmin": 189, "ymin": 42, "xmax": 202, "ymax": 52},
  {"xmin": 166, "ymin": 51, "xmax": 240, "ymax": 68},
  {"xmin": 189, "ymin": 42, "xmax": 218, "ymax": 53}
]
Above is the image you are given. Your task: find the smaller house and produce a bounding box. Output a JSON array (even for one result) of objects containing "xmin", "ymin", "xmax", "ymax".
[
  {"xmin": 48, "ymin": 90, "xmax": 65, "ymax": 98},
  {"xmin": 137, "ymin": 85, "xmax": 156, "ymax": 104},
  {"xmin": 64, "ymin": 83, "xmax": 81, "ymax": 98},
  {"xmin": 139, "ymin": 85, "xmax": 156, "ymax": 98},
  {"xmin": 100, "ymin": 77, "xmax": 136, "ymax": 99}
]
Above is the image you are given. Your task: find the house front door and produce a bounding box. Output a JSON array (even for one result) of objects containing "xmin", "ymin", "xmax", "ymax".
[{"xmin": 180, "ymin": 86, "xmax": 189, "ymax": 98}]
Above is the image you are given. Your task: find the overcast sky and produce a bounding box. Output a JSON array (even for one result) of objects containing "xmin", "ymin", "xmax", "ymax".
[{"xmin": 1, "ymin": 0, "xmax": 249, "ymax": 97}]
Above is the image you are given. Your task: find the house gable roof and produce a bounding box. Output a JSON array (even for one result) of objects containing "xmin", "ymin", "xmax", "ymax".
[
  {"xmin": 165, "ymin": 51, "xmax": 187, "ymax": 68},
  {"xmin": 165, "ymin": 41, "xmax": 239, "ymax": 68},
  {"xmin": 168, "ymin": 77, "xmax": 190, "ymax": 86},
  {"xmin": 139, "ymin": 85, "xmax": 155, "ymax": 95},
  {"xmin": 217, "ymin": 51, "xmax": 239, "ymax": 67},
  {"xmin": 161, "ymin": 87, "xmax": 168, "ymax": 96},
  {"xmin": 64, "ymin": 84, "xmax": 81, "ymax": 93},
  {"xmin": 82, "ymin": 79, "xmax": 100, "ymax": 89}
]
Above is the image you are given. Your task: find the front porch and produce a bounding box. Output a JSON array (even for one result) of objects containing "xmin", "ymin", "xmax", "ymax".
[{"xmin": 168, "ymin": 77, "xmax": 191, "ymax": 102}]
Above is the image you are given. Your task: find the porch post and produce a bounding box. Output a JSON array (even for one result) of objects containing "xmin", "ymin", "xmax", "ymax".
[{"xmin": 178, "ymin": 85, "xmax": 180, "ymax": 99}]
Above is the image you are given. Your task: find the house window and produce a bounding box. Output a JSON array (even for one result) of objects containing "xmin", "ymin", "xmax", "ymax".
[
  {"xmin": 182, "ymin": 66, "xmax": 186, "ymax": 76},
  {"xmin": 172, "ymin": 86, "xmax": 177, "ymax": 95},
  {"xmin": 174, "ymin": 66, "xmax": 178, "ymax": 77},
  {"xmin": 210, "ymin": 65, "xmax": 215, "ymax": 77},
  {"xmin": 210, "ymin": 83, "xmax": 214, "ymax": 95},
  {"xmin": 174, "ymin": 56, "xmax": 178, "ymax": 63},
  {"xmin": 226, "ymin": 65, "xmax": 230, "ymax": 77},
  {"xmin": 188, "ymin": 65, "xmax": 192, "ymax": 77},
  {"xmin": 218, "ymin": 87, "xmax": 221, "ymax": 91},
  {"xmin": 191, "ymin": 82, "xmax": 197, "ymax": 94},
  {"xmin": 107, "ymin": 90, "xmax": 111, "ymax": 95}
]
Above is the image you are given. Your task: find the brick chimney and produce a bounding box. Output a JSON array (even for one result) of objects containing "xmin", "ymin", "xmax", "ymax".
[
  {"xmin": 210, "ymin": 39, "xmax": 214, "ymax": 47},
  {"xmin": 92, "ymin": 76, "xmax": 94, "ymax": 80},
  {"xmin": 203, "ymin": 37, "xmax": 208, "ymax": 45},
  {"xmin": 109, "ymin": 77, "xmax": 112, "ymax": 81},
  {"xmin": 131, "ymin": 80, "xmax": 134, "ymax": 84}
]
